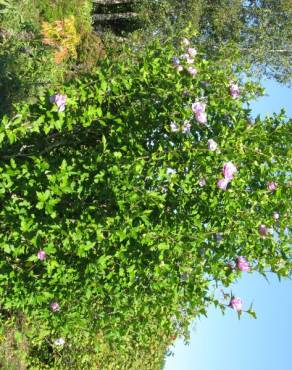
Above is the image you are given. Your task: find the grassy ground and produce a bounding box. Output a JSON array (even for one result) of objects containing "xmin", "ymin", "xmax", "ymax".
[{"xmin": 0, "ymin": 318, "xmax": 170, "ymax": 369}]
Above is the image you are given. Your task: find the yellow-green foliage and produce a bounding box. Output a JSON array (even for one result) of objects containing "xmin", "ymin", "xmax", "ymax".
[
  {"xmin": 37, "ymin": 0, "xmax": 92, "ymax": 34},
  {"xmin": 0, "ymin": 318, "xmax": 170, "ymax": 369},
  {"xmin": 41, "ymin": 16, "xmax": 80, "ymax": 64}
]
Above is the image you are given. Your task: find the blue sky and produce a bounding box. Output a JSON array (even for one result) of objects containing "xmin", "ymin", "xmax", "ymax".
[{"xmin": 164, "ymin": 80, "xmax": 292, "ymax": 370}]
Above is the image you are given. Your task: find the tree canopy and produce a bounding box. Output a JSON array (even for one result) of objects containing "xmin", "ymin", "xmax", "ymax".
[{"xmin": 93, "ymin": 0, "xmax": 292, "ymax": 84}]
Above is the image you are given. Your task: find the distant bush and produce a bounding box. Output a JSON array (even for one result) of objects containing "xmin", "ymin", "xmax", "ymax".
[
  {"xmin": 75, "ymin": 31, "xmax": 105, "ymax": 75},
  {"xmin": 0, "ymin": 0, "xmax": 102, "ymax": 116},
  {"xmin": 41, "ymin": 15, "xmax": 80, "ymax": 65}
]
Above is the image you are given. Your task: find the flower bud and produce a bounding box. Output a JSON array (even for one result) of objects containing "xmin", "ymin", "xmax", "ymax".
[
  {"xmin": 54, "ymin": 338, "xmax": 65, "ymax": 346},
  {"xmin": 50, "ymin": 302, "xmax": 60, "ymax": 312},
  {"xmin": 267, "ymin": 181, "xmax": 277, "ymax": 191},
  {"xmin": 236, "ymin": 256, "xmax": 250, "ymax": 272},
  {"xmin": 230, "ymin": 297, "xmax": 243, "ymax": 312},
  {"xmin": 222, "ymin": 162, "xmax": 237, "ymax": 180},
  {"xmin": 50, "ymin": 93, "xmax": 67, "ymax": 112},
  {"xmin": 182, "ymin": 38, "xmax": 190, "ymax": 46},
  {"xmin": 259, "ymin": 224, "xmax": 268, "ymax": 236},
  {"xmin": 188, "ymin": 48, "xmax": 197, "ymax": 57},
  {"xmin": 273, "ymin": 212, "xmax": 280, "ymax": 221},
  {"xmin": 182, "ymin": 121, "xmax": 191, "ymax": 133},
  {"xmin": 37, "ymin": 250, "xmax": 47, "ymax": 261},
  {"xmin": 188, "ymin": 66, "xmax": 197, "ymax": 76},
  {"xmin": 207, "ymin": 139, "xmax": 218, "ymax": 151},
  {"xmin": 172, "ymin": 56, "xmax": 180, "ymax": 66},
  {"xmin": 217, "ymin": 178, "xmax": 230, "ymax": 191},
  {"xmin": 229, "ymin": 82, "xmax": 240, "ymax": 98},
  {"xmin": 195, "ymin": 111, "xmax": 207, "ymax": 124},
  {"xmin": 192, "ymin": 101, "xmax": 206, "ymax": 114},
  {"xmin": 170, "ymin": 121, "xmax": 179, "ymax": 132}
]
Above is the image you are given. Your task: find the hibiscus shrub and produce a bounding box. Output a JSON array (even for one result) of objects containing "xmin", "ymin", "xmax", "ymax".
[{"xmin": 0, "ymin": 34, "xmax": 291, "ymax": 368}]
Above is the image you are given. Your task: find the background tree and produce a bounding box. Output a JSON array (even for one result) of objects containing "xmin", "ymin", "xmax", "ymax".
[
  {"xmin": 198, "ymin": 0, "xmax": 292, "ymax": 84},
  {"xmin": 94, "ymin": 0, "xmax": 292, "ymax": 84}
]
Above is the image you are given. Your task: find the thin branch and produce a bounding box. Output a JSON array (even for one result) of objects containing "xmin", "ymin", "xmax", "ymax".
[
  {"xmin": 240, "ymin": 48, "xmax": 292, "ymax": 53},
  {"xmin": 92, "ymin": 12, "xmax": 138, "ymax": 22},
  {"xmin": 93, "ymin": 0, "xmax": 135, "ymax": 4}
]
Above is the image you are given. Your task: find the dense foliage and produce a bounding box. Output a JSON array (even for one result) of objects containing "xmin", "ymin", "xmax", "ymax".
[{"xmin": 0, "ymin": 31, "xmax": 291, "ymax": 368}]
